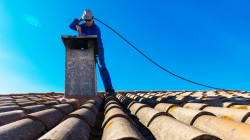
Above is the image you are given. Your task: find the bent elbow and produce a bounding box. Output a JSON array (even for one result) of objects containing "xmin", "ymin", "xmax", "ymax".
[{"xmin": 69, "ymin": 24, "xmax": 75, "ymax": 30}]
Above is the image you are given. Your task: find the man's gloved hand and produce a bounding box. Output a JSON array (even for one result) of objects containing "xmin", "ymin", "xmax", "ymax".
[
  {"xmin": 76, "ymin": 25, "xmax": 82, "ymax": 36},
  {"xmin": 78, "ymin": 18, "xmax": 84, "ymax": 22},
  {"xmin": 58, "ymin": 97, "xmax": 78, "ymax": 104}
]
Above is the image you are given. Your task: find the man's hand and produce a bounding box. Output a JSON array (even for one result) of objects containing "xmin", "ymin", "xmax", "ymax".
[
  {"xmin": 76, "ymin": 25, "xmax": 82, "ymax": 36},
  {"xmin": 78, "ymin": 18, "xmax": 84, "ymax": 22}
]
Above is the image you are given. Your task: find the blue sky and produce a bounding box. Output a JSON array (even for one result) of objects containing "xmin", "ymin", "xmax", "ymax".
[{"xmin": 0, "ymin": 0, "xmax": 249, "ymax": 94}]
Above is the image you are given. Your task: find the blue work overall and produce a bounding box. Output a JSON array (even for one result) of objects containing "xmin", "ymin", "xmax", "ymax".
[{"xmin": 69, "ymin": 19, "xmax": 113, "ymax": 91}]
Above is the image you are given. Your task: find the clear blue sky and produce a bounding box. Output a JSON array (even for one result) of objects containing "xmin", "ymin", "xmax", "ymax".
[{"xmin": 0, "ymin": 0, "xmax": 249, "ymax": 94}]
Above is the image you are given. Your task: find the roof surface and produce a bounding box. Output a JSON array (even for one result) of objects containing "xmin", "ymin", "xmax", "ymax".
[{"xmin": 0, "ymin": 90, "xmax": 250, "ymax": 140}]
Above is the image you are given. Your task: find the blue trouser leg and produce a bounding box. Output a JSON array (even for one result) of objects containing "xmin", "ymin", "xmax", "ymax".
[{"xmin": 95, "ymin": 48, "xmax": 113, "ymax": 90}]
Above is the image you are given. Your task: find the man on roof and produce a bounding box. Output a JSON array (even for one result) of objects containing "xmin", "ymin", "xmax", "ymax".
[{"xmin": 69, "ymin": 9, "xmax": 115, "ymax": 97}]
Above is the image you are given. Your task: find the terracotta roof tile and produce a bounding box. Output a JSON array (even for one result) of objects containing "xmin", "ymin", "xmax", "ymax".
[
  {"xmin": 129, "ymin": 102, "xmax": 150, "ymax": 116},
  {"xmin": 0, "ymin": 90, "xmax": 250, "ymax": 139},
  {"xmin": 201, "ymin": 100, "xmax": 224, "ymax": 107},
  {"xmin": 222, "ymin": 102, "xmax": 239, "ymax": 108},
  {"xmin": 68, "ymin": 108, "xmax": 96, "ymax": 127},
  {"xmin": 155, "ymin": 103, "xmax": 180, "ymax": 113},
  {"xmin": 27, "ymin": 108, "xmax": 65, "ymax": 130},
  {"xmin": 22, "ymin": 104, "xmax": 48, "ymax": 113},
  {"xmin": 193, "ymin": 115, "xmax": 250, "ymax": 140},
  {"xmin": 80, "ymin": 103, "xmax": 99, "ymax": 115},
  {"xmin": 42, "ymin": 101, "xmax": 59, "ymax": 106},
  {"xmin": 118, "ymin": 94, "xmax": 219, "ymax": 140},
  {"xmin": 17, "ymin": 101, "xmax": 39, "ymax": 107},
  {"xmin": 104, "ymin": 103, "xmax": 123, "ymax": 115},
  {"xmin": 38, "ymin": 98, "xmax": 101, "ymax": 140},
  {"xmin": 135, "ymin": 105, "xmax": 169, "ymax": 127},
  {"xmin": 102, "ymin": 107, "xmax": 128, "ymax": 128},
  {"xmin": 0, "ymin": 110, "xmax": 27, "ymax": 126},
  {"xmin": 147, "ymin": 115, "xmax": 219, "ymax": 140},
  {"xmin": 0, "ymin": 118, "xmax": 45, "ymax": 139},
  {"xmin": 85, "ymin": 99, "xmax": 102, "ymax": 107},
  {"xmin": 155, "ymin": 104, "xmax": 215, "ymax": 125},
  {"xmin": 245, "ymin": 116, "xmax": 250, "ymax": 124},
  {"xmin": 53, "ymin": 103, "xmax": 75, "ymax": 115},
  {"xmin": 0, "ymin": 106, "xmax": 20, "ymax": 113},
  {"xmin": 201, "ymin": 106, "xmax": 250, "ymax": 123},
  {"xmin": 103, "ymin": 97, "xmax": 145, "ymax": 140},
  {"xmin": 230, "ymin": 105, "xmax": 250, "ymax": 110},
  {"xmin": 102, "ymin": 117, "xmax": 145, "ymax": 140},
  {"xmin": 119, "ymin": 96, "xmax": 135, "ymax": 107},
  {"xmin": 104, "ymin": 100, "xmax": 120, "ymax": 111},
  {"xmin": 39, "ymin": 117, "xmax": 90, "ymax": 140},
  {"xmin": 0, "ymin": 102, "xmax": 18, "ymax": 106},
  {"xmin": 182, "ymin": 103, "xmax": 212, "ymax": 110}
]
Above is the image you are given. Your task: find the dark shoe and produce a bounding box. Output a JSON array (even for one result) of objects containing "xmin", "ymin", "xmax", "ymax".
[{"xmin": 105, "ymin": 88, "xmax": 116, "ymax": 96}]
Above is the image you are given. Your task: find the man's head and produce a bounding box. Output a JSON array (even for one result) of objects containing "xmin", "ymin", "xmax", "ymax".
[
  {"xmin": 81, "ymin": 9, "xmax": 94, "ymax": 27},
  {"xmin": 85, "ymin": 17, "xmax": 94, "ymax": 27}
]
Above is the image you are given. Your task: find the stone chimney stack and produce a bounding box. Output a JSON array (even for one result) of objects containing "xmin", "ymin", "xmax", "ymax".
[{"xmin": 61, "ymin": 35, "xmax": 99, "ymax": 96}]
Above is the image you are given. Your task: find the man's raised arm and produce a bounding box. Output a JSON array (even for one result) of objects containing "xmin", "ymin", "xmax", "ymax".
[{"xmin": 69, "ymin": 18, "xmax": 80, "ymax": 31}]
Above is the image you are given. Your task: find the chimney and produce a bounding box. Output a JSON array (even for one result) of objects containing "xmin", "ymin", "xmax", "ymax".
[{"xmin": 61, "ymin": 35, "xmax": 99, "ymax": 96}]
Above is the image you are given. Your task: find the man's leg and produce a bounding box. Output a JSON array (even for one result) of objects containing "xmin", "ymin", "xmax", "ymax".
[{"xmin": 95, "ymin": 49, "xmax": 114, "ymax": 91}]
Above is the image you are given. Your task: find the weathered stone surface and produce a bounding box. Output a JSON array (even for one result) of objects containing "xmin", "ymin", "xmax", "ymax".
[{"xmin": 62, "ymin": 36, "xmax": 98, "ymax": 96}]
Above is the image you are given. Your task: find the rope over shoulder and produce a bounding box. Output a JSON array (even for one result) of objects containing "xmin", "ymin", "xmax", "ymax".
[{"xmin": 95, "ymin": 18, "xmax": 228, "ymax": 91}]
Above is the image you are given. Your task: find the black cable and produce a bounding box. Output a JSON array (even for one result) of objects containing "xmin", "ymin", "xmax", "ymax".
[{"xmin": 95, "ymin": 18, "xmax": 226, "ymax": 90}]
